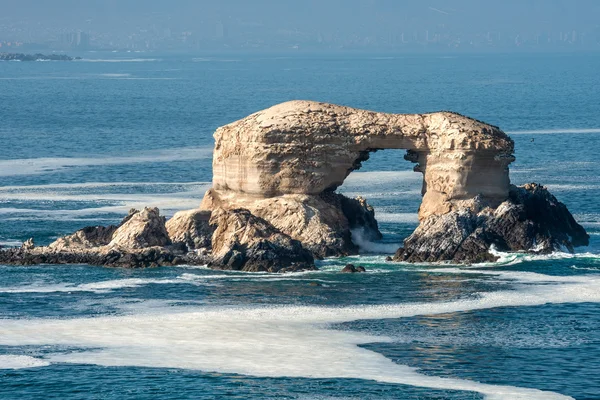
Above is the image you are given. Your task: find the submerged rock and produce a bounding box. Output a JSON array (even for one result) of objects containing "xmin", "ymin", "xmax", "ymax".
[{"xmin": 341, "ymin": 264, "xmax": 367, "ymax": 273}]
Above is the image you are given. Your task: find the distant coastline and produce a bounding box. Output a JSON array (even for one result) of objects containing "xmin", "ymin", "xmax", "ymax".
[{"xmin": 0, "ymin": 53, "xmax": 80, "ymax": 61}]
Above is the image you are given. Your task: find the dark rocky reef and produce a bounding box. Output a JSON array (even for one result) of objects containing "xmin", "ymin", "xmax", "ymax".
[
  {"xmin": 393, "ymin": 183, "xmax": 589, "ymax": 263},
  {"xmin": 0, "ymin": 53, "xmax": 78, "ymax": 61},
  {"xmin": 0, "ymin": 206, "xmax": 316, "ymax": 272}
]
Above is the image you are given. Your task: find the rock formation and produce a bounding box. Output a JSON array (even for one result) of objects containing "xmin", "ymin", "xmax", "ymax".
[
  {"xmin": 0, "ymin": 208, "xmax": 201, "ymax": 268},
  {"xmin": 200, "ymin": 100, "xmax": 587, "ymax": 263},
  {"xmin": 0, "ymin": 100, "xmax": 589, "ymax": 269},
  {"xmin": 208, "ymin": 208, "xmax": 314, "ymax": 272},
  {"xmin": 393, "ymin": 184, "xmax": 589, "ymax": 263}
]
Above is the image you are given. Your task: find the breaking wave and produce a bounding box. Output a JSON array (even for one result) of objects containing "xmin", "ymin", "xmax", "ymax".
[{"xmin": 0, "ymin": 355, "xmax": 50, "ymax": 369}]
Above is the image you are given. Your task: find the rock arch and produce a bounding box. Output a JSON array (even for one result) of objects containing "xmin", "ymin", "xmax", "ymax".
[
  {"xmin": 201, "ymin": 100, "xmax": 587, "ymax": 262},
  {"xmin": 207, "ymin": 100, "xmax": 514, "ymax": 220},
  {"xmin": 2, "ymin": 101, "xmax": 588, "ymax": 271}
]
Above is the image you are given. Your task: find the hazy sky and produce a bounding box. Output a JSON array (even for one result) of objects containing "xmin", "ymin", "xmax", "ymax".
[
  {"xmin": 3, "ymin": 0, "xmax": 599, "ymax": 30},
  {"xmin": 2, "ymin": 1, "xmax": 599, "ymax": 51}
]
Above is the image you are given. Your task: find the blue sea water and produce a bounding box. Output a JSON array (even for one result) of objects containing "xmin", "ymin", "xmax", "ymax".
[{"xmin": 0, "ymin": 52, "xmax": 599, "ymax": 399}]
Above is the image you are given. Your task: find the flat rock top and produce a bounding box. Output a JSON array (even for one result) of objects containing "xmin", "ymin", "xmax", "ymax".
[{"xmin": 219, "ymin": 100, "xmax": 513, "ymax": 152}]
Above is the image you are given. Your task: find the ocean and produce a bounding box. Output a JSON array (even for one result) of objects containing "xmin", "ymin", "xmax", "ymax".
[{"xmin": 0, "ymin": 52, "xmax": 599, "ymax": 399}]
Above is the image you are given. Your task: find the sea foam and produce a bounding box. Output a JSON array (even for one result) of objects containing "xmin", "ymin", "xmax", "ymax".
[
  {"xmin": 1, "ymin": 269, "xmax": 595, "ymax": 399},
  {"xmin": 0, "ymin": 146, "xmax": 212, "ymax": 177},
  {"xmin": 0, "ymin": 355, "xmax": 50, "ymax": 369}
]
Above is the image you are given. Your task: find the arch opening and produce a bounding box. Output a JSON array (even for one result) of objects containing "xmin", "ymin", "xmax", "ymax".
[{"xmin": 337, "ymin": 149, "xmax": 422, "ymax": 254}]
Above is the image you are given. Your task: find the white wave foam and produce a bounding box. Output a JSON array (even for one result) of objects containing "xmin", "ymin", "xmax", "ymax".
[
  {"xmin": 485, "ymin": 249, "xmax": 600, "ymax": 266},
  {"xmin": 0, "ymin": 355, "xmax": 50, "ymax": 369},
  {"xmin": 351, "ymin": 229, "xmax": 399, "ymax": 254},
  {"xmin": 0, "ymin": 181, "xmax": 211, "ymax": 192},
  {"xmin": 545, "ymin": 184, "xmax": 600, "ymax": 192},
  {"xmin": 507, "ymin": 128, "xmax": 600, "ymax": 135},
  {"xmin": 340, "ymin": 190, "xmax": 421, "ymax": 199},
  {"xmin": 0, "ymin": 240, "xmax": 22, "ymax": 247},
  {"xmin": 98, "ymin": 73, "xmax": 131, "ymax": 77},
  {"xmin": 0, "ymin": 147, "xmax": 212, "ymax": 177},
  {"xmin": 0, "ymin": 277, "xmax": 207, "ymax": 294},
  {"xmin": 2, "ymin": 271, "xmax": 595, "ymax": 399},
  {"xmin": 0, "ymin": 181, "xmax": 211, "ymax": 219},
  {"xmin": 77, "ymin": 58, "xmax": 160, "ymax": 62},
  {"xmin": 192, "ymin": 57, "xmax": 241, "ymax": 62},
  {"xmin": 570, "ymin": 265, "xmax": 600, "ymax": 271},
  {"xmin": 343, "ymin": 171, "xmax": 421, "ymax": 185},
  {"xmin": 375, "ymin": 212, "xmax": 419, "ymax": 223}
]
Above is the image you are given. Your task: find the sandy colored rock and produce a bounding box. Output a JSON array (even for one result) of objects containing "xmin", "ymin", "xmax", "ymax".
[
  {"xmin": 201, "ymin": 100, "xmax": 515, "ymax": 257},
  {"xmin": 109, "ymin": 207, "xmax": 171, "ymax": 249},
  {"xmin": 208, "ymin": 208, "xmax": 315, "ymax": 272},
  {"xmin": 201, "ymin": 189, "xmax": 380, "ymax": 257},
  {"xmin": 166, "ymin": 209, "xmax": 213, "ymax": 250},
  {"xmin": 209, "ymin": 100, "xmax": 514, "ymax": 219}
]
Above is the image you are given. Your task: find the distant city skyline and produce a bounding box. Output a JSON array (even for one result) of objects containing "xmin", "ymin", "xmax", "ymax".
[{"xmin": 1, "ymin": 0, "xmax": 599, "ymax": 52}]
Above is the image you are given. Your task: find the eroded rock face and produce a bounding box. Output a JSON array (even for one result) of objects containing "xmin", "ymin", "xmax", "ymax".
[
  {"xmin": 166, "ymin": 209, "xmax": 213, "ymax": 250},
  {"xmin": 208, "ymin": 208, "xmax": 315, "ymax": 272},
  {"xmin": 209, "ymin": 100, "xmax": 514, "ymax": 218},
  {"xmin": 202, "ymin": 100, "xmax": 515, "ymax": 257},
  {"xmin": 1, "ymin": 101, "xmax": 588, "ymax": 269},
  {"xmin": 201, "ymin": 188, "xmax": 380, "ymax": 258},
  {"xmin": 393, "ymin": 184, "xmax": 590, "ymax": 263},
  {"xmin": 201, "ymin": 100, "xmax": 587, "ymax": 263},
  {"xmin": 109, "ymin": 207, "xmax": 171, "ymax": 249}
]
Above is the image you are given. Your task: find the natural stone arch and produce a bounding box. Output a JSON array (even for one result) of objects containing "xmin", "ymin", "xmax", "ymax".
[
  {"xmin": 200, "ymin": 100, "xmax": 521, "ymax": 257},
  {"xmin": 208, "ymin": 100, "xmax": 515, "ymax": 220},
  {"xmin": 2, "ymin": 100, "xmax": 588, "ymax": 271}
]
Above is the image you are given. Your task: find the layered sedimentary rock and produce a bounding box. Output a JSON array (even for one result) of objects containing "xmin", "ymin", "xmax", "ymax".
[
  {"xmin": 201, "ymin": 100, "xmax": 587, "ymax": 263},
  {"xmin": 1, "ymin": 100, "xmax": 589, "ymax": 269},
  {"xmin": 208, "ymin": 100, "xmax": 513, "ymax": 217}
]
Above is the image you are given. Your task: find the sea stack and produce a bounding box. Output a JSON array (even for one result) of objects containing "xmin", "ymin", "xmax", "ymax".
[
  {"xmin": 199, "ymin": 100, "xmax": 588, "ymax": 263},
  {"xmin": 0, "ymin": 101, "xmax": 589, "ymax": 269}
]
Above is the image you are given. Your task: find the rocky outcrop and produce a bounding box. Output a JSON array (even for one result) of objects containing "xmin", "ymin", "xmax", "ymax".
[
  {"xmin": 201, "ymin": 189, "xmax": 380, "ymax": 258},
  {"xmin": 201, "ymin": 100, "xmax": 515, "ymax": 259},
  {"xmin": 341, "ymin": 264, "xmax": 366, "ymax": 273},
  {"xmin": 200, "ymin": 100, "xmax": 587, "ymax": 263},
  {"xmin": 208, "ymin": 208, "xmax": 315, "ymax": 272},
  {"xmin": 0, "ymin": 53, "xmax": 78, "ymax": 62},
  {"xmin": 165, "ymin": 209, "xmax": 213, "ymax": 250},
  {"xmin": 1, "ymin": 101, "xmax": 588, "ymax": 269},
  {"xmin": 393, "ymin": 184, "xmax": 589, "ymax": 263},
  {"xmin": 0, "ymin": 206, "xmax": 316, "ymax": 272},
  {"xmin": 208, "ymin": 100, "xmax": 513, "ymax": 216},
  {"xmin": 0, "ymin": 208, "xmax": 208, "ymax": 268},
  {"xmin": 109, "ymin": 207, "xmax": 171, "ymax": 249}
]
